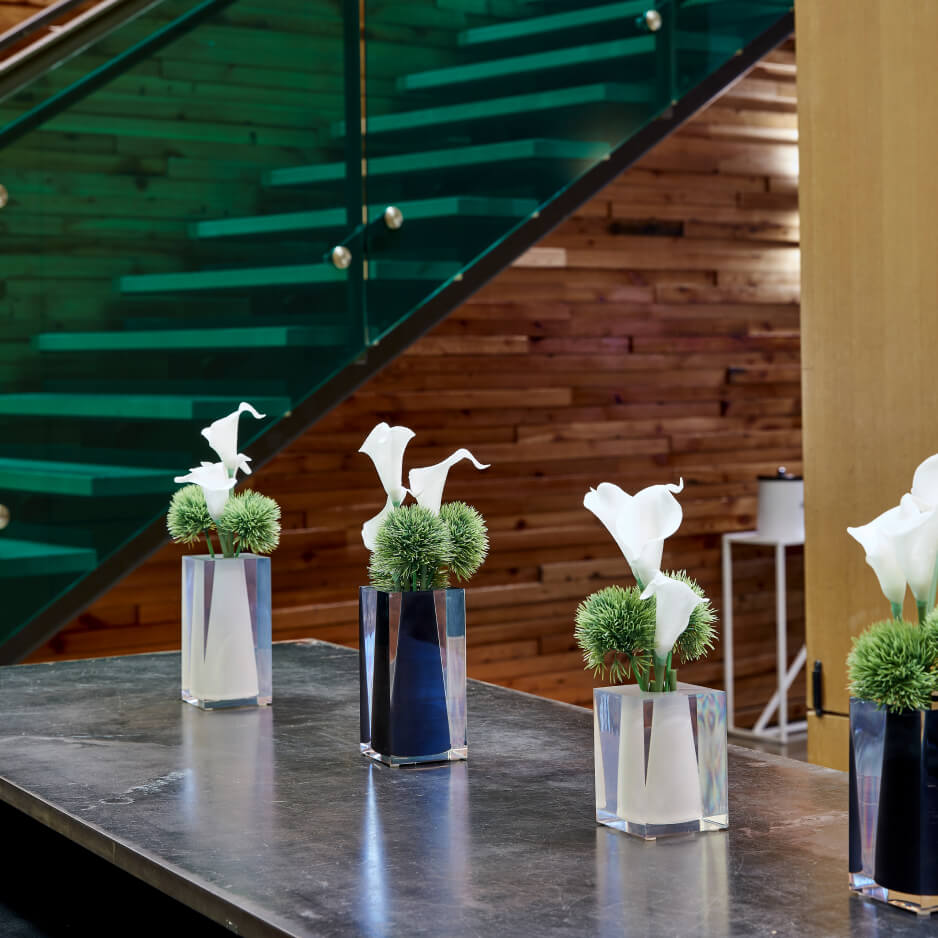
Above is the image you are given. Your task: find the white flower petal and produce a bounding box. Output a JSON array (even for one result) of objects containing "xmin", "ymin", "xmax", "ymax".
[
  {"xmin": 619, "ymin": 480, "xmax": 684, "ymax": 559},
  {"xmin": 912, "ymin": 453, "xmax": 938, "ymax": 506},
  {"xmin": 881, "ymin": 496, "xmax": 938, "ymax": 602},
  {"xmin": 175, "ymin": 461, "xmax": 238, "ymax": 521},
  {"xmin": 641, "ymin": 572, "xmax": 705, "ymax": 658},
  {"xmin": 408, "ymin": 448, "xmax": 489, "ymax": 515},
  {"xmin": 359, "ymin": 423, "xmax": 415, "ymax": 507},
  {"xmin": 201, "ymin": 402, "xmax": 265, "ymax": 477},
  {"xmin": 584, "ymin": 483, "xmax": 633, "ymax": 555},
  {"xmin": 362, "ymin": 495, "xmax": 395, "ymax": 552},
  {"xmin": 847, "ymin": 508, "xmax": 908, "ymax": 606},
  {"xmin": 584, "ymin": 479, "xmax": 683, "ymax": 585},
  {"xmin": 632, "ymin": 539, "xmax": 665, "ymax": 589}
]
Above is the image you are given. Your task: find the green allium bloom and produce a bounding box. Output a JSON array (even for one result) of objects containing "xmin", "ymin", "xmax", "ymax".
[
  {"xmin": 848, "ymin": 619, "xmax": 938, "ymax": 713},
  {"xmin": 575, "ymin": 585, "xmax": 656, "ymax": 683},
  {"xmin": 440, "ymin": 501, "xmax": 488, "ymax": 582},
  {"xmin": 667, "ymin": 570, "xmax": 718, "ymax": 662},
  {"xmin": 217, "ymin": 490, "xmax": 281, "ymax": 555},
  {"xmin": 371, "ymin": 503, "xmax": 453, "ymax": 591},
  {"xmin": 167, "ymin": 484, "xmax": 214, "ymax": 545}
]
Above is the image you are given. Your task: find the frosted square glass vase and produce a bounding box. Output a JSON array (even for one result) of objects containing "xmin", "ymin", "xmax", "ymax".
[
  {"xmin": 594, "ymin": 683, "xmax": 728, "ymax": 839},
  {"xmin": 359, "ymin": 587, "xmax": 467, "ymax": 766},
  {"xmin": 849, "ymin": 697, "xmax": 938, "ymax": 915},
  {"xmin": 181, "ymin": 555, "xmax": 272, "ymax": 709}
]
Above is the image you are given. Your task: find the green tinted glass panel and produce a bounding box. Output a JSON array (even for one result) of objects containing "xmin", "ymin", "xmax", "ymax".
[
  {"xmin": 361, "ymin": 0, "xmax": 792, "ymax": 343},
  {"xmin": 0, "ymin": 0, "xmax": 360, "ymax": 646}
]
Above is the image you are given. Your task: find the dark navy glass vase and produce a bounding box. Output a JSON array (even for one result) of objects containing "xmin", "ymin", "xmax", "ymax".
[
  {"xmin": 848, "ymin": 697, "xmax": 938, "ymax": 914},
  {"xmin": 359, "ymin": 587, "xmax": 467, "ymax": 766}
]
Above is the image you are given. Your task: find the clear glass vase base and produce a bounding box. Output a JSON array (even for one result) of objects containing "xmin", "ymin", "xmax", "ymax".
[
  {"xmin": 361, "ymin": 744, "xmax": 468, "ymax": 768},
  {"xmin": 182, "ymin": 692, "xmax": 272, "ymax": 711},
  {"xmin": 594, "ymin": 683, "xmax": 728, "ymax": 840},
  {"xmin": 597, "ymin": 811, "xmax": 728, "ymax": 841},
  {"xmin": 849, "ymin": 878, "xmax": 938, "ymax": 916}
]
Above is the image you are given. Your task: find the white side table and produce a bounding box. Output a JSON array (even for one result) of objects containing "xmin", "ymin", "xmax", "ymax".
[{"xmin": 721, "ymin": 531, "xmax": 807, "ymax": 743}]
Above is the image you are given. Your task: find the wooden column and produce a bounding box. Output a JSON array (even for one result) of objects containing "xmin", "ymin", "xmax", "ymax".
[{"xmin": 797, "ymin": 0, "xmax": 938, "ymax": 768}]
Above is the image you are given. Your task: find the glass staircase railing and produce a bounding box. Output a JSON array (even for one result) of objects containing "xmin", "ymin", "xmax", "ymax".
[{"xmin": 0, "ymin": 0, "xmax": 793, "ymax": 659}]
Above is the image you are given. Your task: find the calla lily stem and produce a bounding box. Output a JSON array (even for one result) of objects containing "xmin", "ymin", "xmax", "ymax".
[
  {"xmin": 918, "ymin": 600, "xmax": 928, "ymax": 625},
  {"xmin": 927, "ymin": 551, "xmax": 938, "ymax": 618},
  {"xmin": 203, "ymin": 529, "xmax": 216, "ymax": 559},
  {"xmin": 890, "ymin": 601, "xmax": 903, "ymax": 621}
]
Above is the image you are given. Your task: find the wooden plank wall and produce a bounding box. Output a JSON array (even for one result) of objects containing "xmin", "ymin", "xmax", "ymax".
[{"xmin": 30, "ymin": 43, "xmax": 803, "ymax": 728}]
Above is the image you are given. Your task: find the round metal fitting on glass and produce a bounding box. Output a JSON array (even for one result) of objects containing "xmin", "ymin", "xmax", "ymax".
[
  {"xmin": 638, "ymin": 9, "xmax": 662, "ymax": 32},
  {"xmin": 330, "ymin": 245, "xmax": 352, "ymax": 269},
  {"xmin": 0, "ymin": 185, "xmax": 8, "ymax": 209},
  {"xmin": 383, "ymin": 205, "xmax": 404, "ymax": 230},
  {"xmin": 0, "ymin": 505, "xmax": 9, "ymax": 530}
]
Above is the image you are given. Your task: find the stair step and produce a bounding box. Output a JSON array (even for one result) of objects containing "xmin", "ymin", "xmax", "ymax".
[
  {"xmin": 458, "ymin": 1, "xmax": 648, "ymax": 47},
  {"xmin": 119, "ymin": 260, "xmax": 457, "ymax": 296},
  {"xmin": 0, "ymin": 394, "xmax": 291, "ymax": 420},
  {"xmin": 193, "ymin": 197, "xmax": 539, "ymax": 240},
  {"xmin": 36, "ymin": 325, "xmax": 346, "ymax": 352},
  {"xmin": 120, "ymin": 265, "xmax": 346, "ymax": 296},
  {"xmin": 0, "ymin": 538, "xmax": 97, "ymax": 577},
  {"xmin": 399, "ymin": 36, "xmax": 654, "ymax": 93},
  {"xmin": 333, "ymin": 83, "xmax": 650, "ymax": 139},
  {"xmin": 0, "ymin": 458, "xmax": 175, "ymax": 497},
  {"xmin": 266, "ymin": 139, "xmax": 609, "ymax": 188}
]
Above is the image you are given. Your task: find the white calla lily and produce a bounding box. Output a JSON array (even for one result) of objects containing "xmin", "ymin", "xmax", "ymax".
[
  {"xmin": 847, "ymin": 506, "xmax": 908, "ymax": 606},
  {"xmin": 359, "ymin": 423, "xmax": 416, "ymax": 550},
  {"xmin": 408, "ymin": 448, "xmax": 490, "ymax": 515},
  {"xmin": 881, "ymin": 495, "xmax": 938, "ymax": 603},
  {"xmin": 911, "ymin": 453, "xmax": 938, "ymax": 505},
  {"xmin": 174, "ymin": 461, "xmax": 238, "ymax": 521},
  {"xmin": 584, "ymin": 479, "xmax": 684, "ymax": 587},
  {"xmin": 201, "ymin": 402, "xmax": 265, "ymax": 478},
  {"xmin": 641, "ymin": 572, "xmax": 705, "ymax": 659}
]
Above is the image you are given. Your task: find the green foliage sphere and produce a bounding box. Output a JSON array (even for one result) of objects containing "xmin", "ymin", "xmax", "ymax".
[
  {"xmin": 167, "ymin": 485, "xmax": 213, "ymax": 545},
  {"xmin": 218, "ymin": 490, "xmax": 281, "ymax": 555},
  {"xmin": 848, "ymin": 619, "xmax": 938, "ymax": 713},
  {"xmin": 575, "ymin": 585, "xmax": 655, "ymax": 682},
  {"xmin": 371, "ymin": 504, "xmax": 453, "ymax": 591},
  {"xmin": 440, "ymin": 501, "xmax": 488, "ymax": 582},
  {"xmin": 667, "ymin": 570, "xmax": 718, "ymax": 662}
]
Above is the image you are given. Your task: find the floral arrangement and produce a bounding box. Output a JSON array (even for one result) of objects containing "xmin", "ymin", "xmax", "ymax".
[
  {"xmin": 358, "ymin": 422, "xmax": 490, "ymax": 591},
  {"xmin": 847, "ymin": 454, "xmax": 938, "ymax": 711},
  {"xmin": 168, "ymin": 402, "xmax": 281, "ymax": 558},
  {"xmin": 575, "ymin": 479, "xmax": 717, "ymax": 692}
]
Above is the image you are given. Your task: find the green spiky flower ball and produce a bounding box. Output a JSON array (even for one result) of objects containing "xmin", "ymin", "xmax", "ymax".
[
  {"xmin": 667, "ymin": 570, "xmax": 718, "ymax": 662},
  {"xmin": 848, "ymin": 619, "xmax": 938, "ymax": 713},
  {"xmin": 167, "ymin": 484, "xmax": 214, "ymax": 545},
  {"xmin": 217, "ymin": 490, "xmax": 281, "ymax": 555},
  {"xmin": 575, "ymin": 585, "xmax": 656, "ymax": 683},
  {"xmin": 371, "ymin": 504, "xmax": 453, "ymax": 591},
  {"xmin": 440, "ymin": 501, "xmax": 488, "ymax": 582}
]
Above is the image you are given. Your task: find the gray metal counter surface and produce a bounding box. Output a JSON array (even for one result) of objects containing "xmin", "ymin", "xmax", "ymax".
[{"xmin": 0, "ymin": 641, "xmax": 926, "ymax": 936}]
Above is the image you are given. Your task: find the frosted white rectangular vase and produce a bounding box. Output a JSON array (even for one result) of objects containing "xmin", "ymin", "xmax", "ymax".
[
  {"xmin": 594, "ymin": 683, "xmax": 728, "ymax": 839},
  {"xmin": 181, "ymin": 555, "xmax": 272, "ymax": 709}
]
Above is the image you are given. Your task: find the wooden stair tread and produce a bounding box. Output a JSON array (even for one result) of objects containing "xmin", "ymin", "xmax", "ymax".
[
  {"xmin": 119, "ymin": 265, "xmax": 346, "ymax": 295},
  {"xmin": 333, "ymin": 84, "xmax": 652, "ymax": 138},
  {"xmin": 458, "ymin": 1, "xmax": 649, "ymax": 47},
  {"xmin": 0, "ymin": 538, "xmax": 97, "ymax": 577},
  {"xmin": 193, "ymin": 197, "xmax": 539, "ymax": 240},
  {"xmin": 398, "ymin": 36, "xmax": 655, "ymax": 92},
  {"xmin": 0, "ymin": 458, "xmax": 175, "ymax": 497},
  {"xmin": 0, "ymin": 394, "xmax": 291, "ymax": 420},
  {"xmin": 36, "ymin": 325, "xmax": 346, "ymax": 352},
  {"xmin": 265, "ymin": 139, "xmax": 609, "ymax": 188}
]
